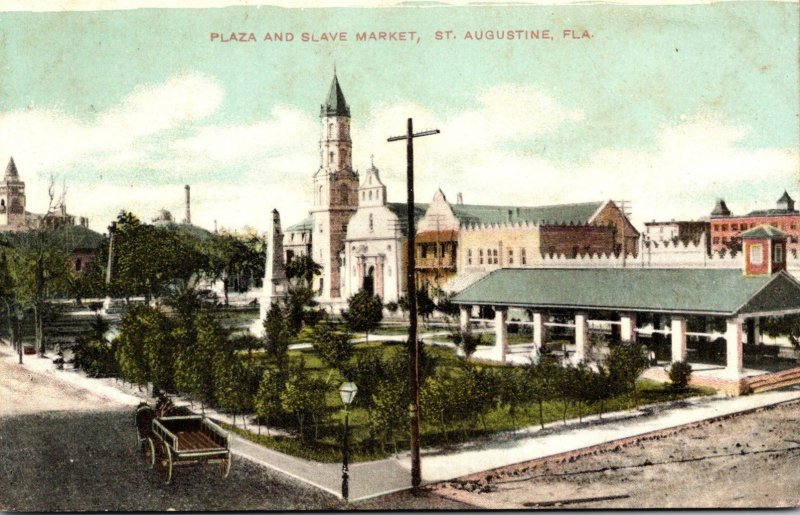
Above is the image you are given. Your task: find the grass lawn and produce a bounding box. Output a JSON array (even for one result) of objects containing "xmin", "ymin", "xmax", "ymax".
[{"xmin": 229, "ymin": 341, "xmax": 714, "ymax": 463}]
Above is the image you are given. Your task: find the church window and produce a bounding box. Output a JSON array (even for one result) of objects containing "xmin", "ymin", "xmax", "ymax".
[
  {"xmin": 369, "ymin": 190, "xmax": 373, "ymax": 200},
  {"xmin": 521, "ymin": 248, "xmax": 527, "ymax": 265},
  {"xmin": 329, "ymin": 151, "xmax": 334, "ymax": 164},
  {"xmin": 328, "ymin": 123, "xmax": 333, "ymax": 139},
  {"xmin": 467, "ymin": 249, "xmax": 472, "ymax": 265},
  {"xmin": 369, "ymin": 214, "xmax": 374, "ymax": 232},
  {"xmin": 318, "ymin": 185, "xmax": 323, "ymax": 204}
]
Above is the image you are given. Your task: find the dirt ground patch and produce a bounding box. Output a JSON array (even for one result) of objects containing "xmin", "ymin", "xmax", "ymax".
[
  {"xmin": 0, "ymin": 350, "xmax": 127, "ymax": 417},
  {"xmin": 432, "ymin": 398, "xmax": 800, "ymax": 508}
]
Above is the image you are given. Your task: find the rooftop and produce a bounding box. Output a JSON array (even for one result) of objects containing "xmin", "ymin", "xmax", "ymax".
[
  {"xmin": 452, "ymin": 267, "xmax": 800, "ymax": 317},
  {"xmin": 453, "ymin": 201, "xmax": 604, "ymax": 227},
  {"xmin": 741, "ymin": 224, "xmax": 788, "ymax": 240}
]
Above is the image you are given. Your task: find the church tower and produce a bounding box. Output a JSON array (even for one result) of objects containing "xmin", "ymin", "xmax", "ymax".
[
  {"xmin": 0, "ymin": 157, "xmax": 27, "ymax": 230},
  {"xmin": 310, "ymin": 72, "xmax": 359, "ymax": 299}
]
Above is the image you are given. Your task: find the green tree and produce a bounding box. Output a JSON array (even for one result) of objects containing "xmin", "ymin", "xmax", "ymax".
[
  {"xmin": 264, "ymin": 302, "xmax": 290, "ymax": 370},
  {"xmin": 115, "ymin": 305, "xmax": 175, "ymax": 394},
  {"xmin": 280, "ymin": 360, "xmax": 329, "ymax": 440},
  {"xmin": 525, "ymin": 358, "xmax": 560, "ymax": 429},
  {"xmin": 254, "ymin": 365, "xmax": 287, "ymax": 435},
  {"xmin": 343, "ymin": 289, "xmax": 384, "ymax": 343},
  {"xmin": 668, "ymin": 360, "xmax": 693, "ymax": 391},
  {"xmin": 174, "ymin": 311, "xmax": 224, "ymax": 412},
  {"xmin": 0, "ymin": 250, "xmax": 23, "ymax": 363},
  {"xmin": 213, "ymin": 351, "xmax": 253, "ymax": 427},
  {"xmin": 312, "ymin": 320, "xmax": 355, "ymax": 379},
  {"xmin": 371, "ymin": 379, "xmax": 409, "ymax": 453},
  {"xmin": 451, "ymin": 327, "xmax": 482, "ymax": 359},
  {"xmin": 605, "ymin": 342, "xmax": 649, "ymax": 403}
]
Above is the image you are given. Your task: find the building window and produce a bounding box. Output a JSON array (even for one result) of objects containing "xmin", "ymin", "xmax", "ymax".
[
  {"xmin": 713, "ymin": 237, "xmax": 720, "ymax": 244},
  {"xmin": 369, "ymin": 214, "xmax": 374, "ymax": 232},
  {"xmin": 731, "ymin": 223, "xmax": 738, "ymax": 231},
  {"xmin": 721, "ymin": 224, "xmax": 728, "ymax": 231},
  {"xmin": 750, "ymin": 244, "xmax": 763, "ymax": 265},
  {"xmin": 508, "ymin": 249, "xmax": 514, "ymax": 264},
  {"xmin": 521, "ymin": 248, "xmax": 527, "ymax": 265},
  {"xmin": 493, "ymin": 249, "xmax": 499, "ymax": 264},
  {"xmin": 775, "ymin": 243, "xmax": 784, "ymax": 263},
  {"xmin": 467, "ymin": 249, "xmax": 472, "ymax": 265},
  {"xmin": 479, "ymin": 249, "xmax": 484, "ymax": 265}
]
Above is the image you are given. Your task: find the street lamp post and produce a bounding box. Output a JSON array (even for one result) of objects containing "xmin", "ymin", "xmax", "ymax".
[{"xmin": 339, "ymin": 381, "xmax": 358, "ymax": 501}]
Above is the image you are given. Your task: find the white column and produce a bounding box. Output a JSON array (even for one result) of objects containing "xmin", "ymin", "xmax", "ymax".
[
  {"xmin": 671, "ymin": 316, "xmax": 687, "ymax": 363},
  {"xmin": 726, "ymin": 317, "xmax": 743, "ymax": 378},
  {"xmin": 574, "ymin": 312, "xmax": 588, "ymax": 363},
  {"xmin": 620, "ymin": 312, "xmax": 637, "ymax": 343},
  {"xmin": 493, "ymin": 307, "xmax": 509, "ymax": 362},
  {"xmin": 459, "ymin": 306, "xmax": 470, "ymax": 332},
  {"xmin": 531, "ymin": 311, "xmax": 545, "ymax": 363}
]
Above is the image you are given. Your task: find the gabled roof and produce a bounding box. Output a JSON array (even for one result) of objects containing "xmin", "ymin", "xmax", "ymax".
[
  {"xmin": 452, "ymin": 201, "xmax": 604, "ymax": 227},
  {"xmin": 740, "ymin": 224, "xmax": 787, "ymax": 240},
  {"xmin": 321, "ymin": 73, "xmax": 350, "ymax": 117},
  {"xmin": 452, "ymin": 268, "xmax": 800, "ymax": 317}
]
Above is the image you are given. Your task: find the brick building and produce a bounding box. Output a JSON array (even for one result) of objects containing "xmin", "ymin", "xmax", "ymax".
[
  {"xmin": 710, "ymin": 191, "xmax": 800, "ymax": 253},
  {"xmin": 415, "ymin": 190, "xmax": 639, "ymax": 293}
]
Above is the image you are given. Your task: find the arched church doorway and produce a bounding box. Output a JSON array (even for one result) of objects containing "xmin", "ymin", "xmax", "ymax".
[{"xmin": 363, "ymin": 265, "xmax": 375, "ymax": 296}]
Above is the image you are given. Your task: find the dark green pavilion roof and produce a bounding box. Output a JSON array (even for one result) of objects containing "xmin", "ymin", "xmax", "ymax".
[
  {"xmin": 452, "ymin": 201, "xmax": 604, "ymax": 226},
  {"xmin": 321, "ymin": 73, "xmax": 350, "ymax": 117},
  {"xmin": 286, "ymin": 217, "xmax": 313, "ymax": 233},
  {"xmin": 452, "ymin": 268, "xmax": 800, "ymax": 317},
  {"xmin": 741, "ymin": 224, "xmax": 787, "ymax": 240}
]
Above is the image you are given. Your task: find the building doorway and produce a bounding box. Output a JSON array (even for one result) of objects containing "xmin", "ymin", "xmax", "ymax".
[{"xmin": 363, "ymin": 265, "xmax": 375, "ymax": 296}]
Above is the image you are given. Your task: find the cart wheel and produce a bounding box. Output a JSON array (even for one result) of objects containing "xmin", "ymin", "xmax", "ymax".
[
  {"xmin": 141, "ymin": 437, "xmax": 155, "ymax": 468},
  {"xmin": 157, "ymin": 441, "xmax": 173, "ymax": 485},
  {"xmin": 220, "ymin": 452, "xmax": 231, "ymax": 478}
]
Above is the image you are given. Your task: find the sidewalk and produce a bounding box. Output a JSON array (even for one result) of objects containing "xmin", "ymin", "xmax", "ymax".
[{"xmin": 4, "ymin": 344, "xmax": 800, "ymax": 502}]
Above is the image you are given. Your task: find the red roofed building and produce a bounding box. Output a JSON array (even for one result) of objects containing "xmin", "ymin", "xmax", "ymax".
[{"xmin": 710, "ymin": 191, "xmax": 800, "ymax": 254}]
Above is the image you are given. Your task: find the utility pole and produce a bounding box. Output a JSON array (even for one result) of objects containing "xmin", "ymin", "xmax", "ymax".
[
  {"xmin": 616, "ymin": 200, "xmax": 631, "ymax": 267},
  {"xmin": 388, "ymin": 118, "xmax": 439, "ymax": 491}
]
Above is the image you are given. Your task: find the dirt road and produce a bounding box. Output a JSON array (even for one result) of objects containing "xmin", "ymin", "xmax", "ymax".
[{"xmin": 431, "ymin": 397, "xmax": 800, "ymax": 509}]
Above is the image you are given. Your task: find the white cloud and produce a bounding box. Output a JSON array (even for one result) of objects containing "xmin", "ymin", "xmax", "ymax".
[{"xmin": 1, "ymin": 76, "xmax": 795, "ymax": 236}]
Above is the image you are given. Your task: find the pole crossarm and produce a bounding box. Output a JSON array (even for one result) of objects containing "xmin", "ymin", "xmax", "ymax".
[{"xmin": 387, "ymin": 129, "xmax": 440, "ymax": 142}]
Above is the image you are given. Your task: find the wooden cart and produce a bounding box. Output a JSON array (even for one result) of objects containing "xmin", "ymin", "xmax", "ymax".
[{"xmin": 136, "ymin": 404, "xmax": 231, "ymax": 484}]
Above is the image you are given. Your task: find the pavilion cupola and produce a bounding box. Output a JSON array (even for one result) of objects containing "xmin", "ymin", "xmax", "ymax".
[{"xmin": 741, "ymin": 224, "xmax": 788, "ymax": 276}]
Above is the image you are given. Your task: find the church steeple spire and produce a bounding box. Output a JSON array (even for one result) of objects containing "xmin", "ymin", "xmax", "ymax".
[
  {"xmin": 321, "ymin": 71, "xmax": 350, "ymax": 118},
  {"xmin": 5, "ymin": 157, "xmax": 18, "ymax": 178}
]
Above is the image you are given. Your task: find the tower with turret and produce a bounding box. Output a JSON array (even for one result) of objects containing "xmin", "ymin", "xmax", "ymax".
[
  {"xmin": 310, "ymin": 72, "xmax": 359, "ymax": 299},
  {"xmin": 0, "ymin": 157, "xmax": 27, "ymax": 230}
]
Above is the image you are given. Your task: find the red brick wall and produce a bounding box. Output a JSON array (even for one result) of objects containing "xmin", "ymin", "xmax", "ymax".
[
  {"xmin": 711, "ymin": 215, "xmax": 800, "ymax": 252},
  {"xmin": 539, "ymin": 224, "xmax": 616, "ymax": 257}
]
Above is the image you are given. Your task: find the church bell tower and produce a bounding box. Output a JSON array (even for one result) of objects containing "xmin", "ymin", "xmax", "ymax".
[
  {"xmin": 310, "ymin": 71, "xmax": 359, "ymax": 299},
  {"xmin": 0, "ymin": 157, "xmax": 27, "ymax": 230}
]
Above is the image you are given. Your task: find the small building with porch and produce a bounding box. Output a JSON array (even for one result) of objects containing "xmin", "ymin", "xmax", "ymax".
[{"xmin": 452, "ymin": 224, "xmax": 800, "ymax": 395}]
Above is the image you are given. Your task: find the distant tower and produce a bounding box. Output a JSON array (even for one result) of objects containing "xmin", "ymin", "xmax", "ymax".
[
  {"xmin": 777, "ymin": 191, "xmax": 796, "ymax": 212},
  {"xmin": 0, "ymin": 157, "xmax": 27, "ymax": 229},
  {"xmin": 184, "ymin": 185, "xmax": 192, "ymax": 224},
  {"xmin": 310, "ymin": 71, "xmax": 359, "ymax": 299}
]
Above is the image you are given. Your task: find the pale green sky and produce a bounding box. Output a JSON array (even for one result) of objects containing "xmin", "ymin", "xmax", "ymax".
[{"xmin": 0, "ymin": 2, "xmax": 797, "ymax": 231}]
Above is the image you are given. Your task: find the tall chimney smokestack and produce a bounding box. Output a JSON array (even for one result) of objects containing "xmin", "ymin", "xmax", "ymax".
[
  {"xmin": 457, "ymin": 192, "xmax": 463, "ymax": 205},
  {"xmin": 184, "ymin": 185, "xmax": 191, "ymax": 224}
]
